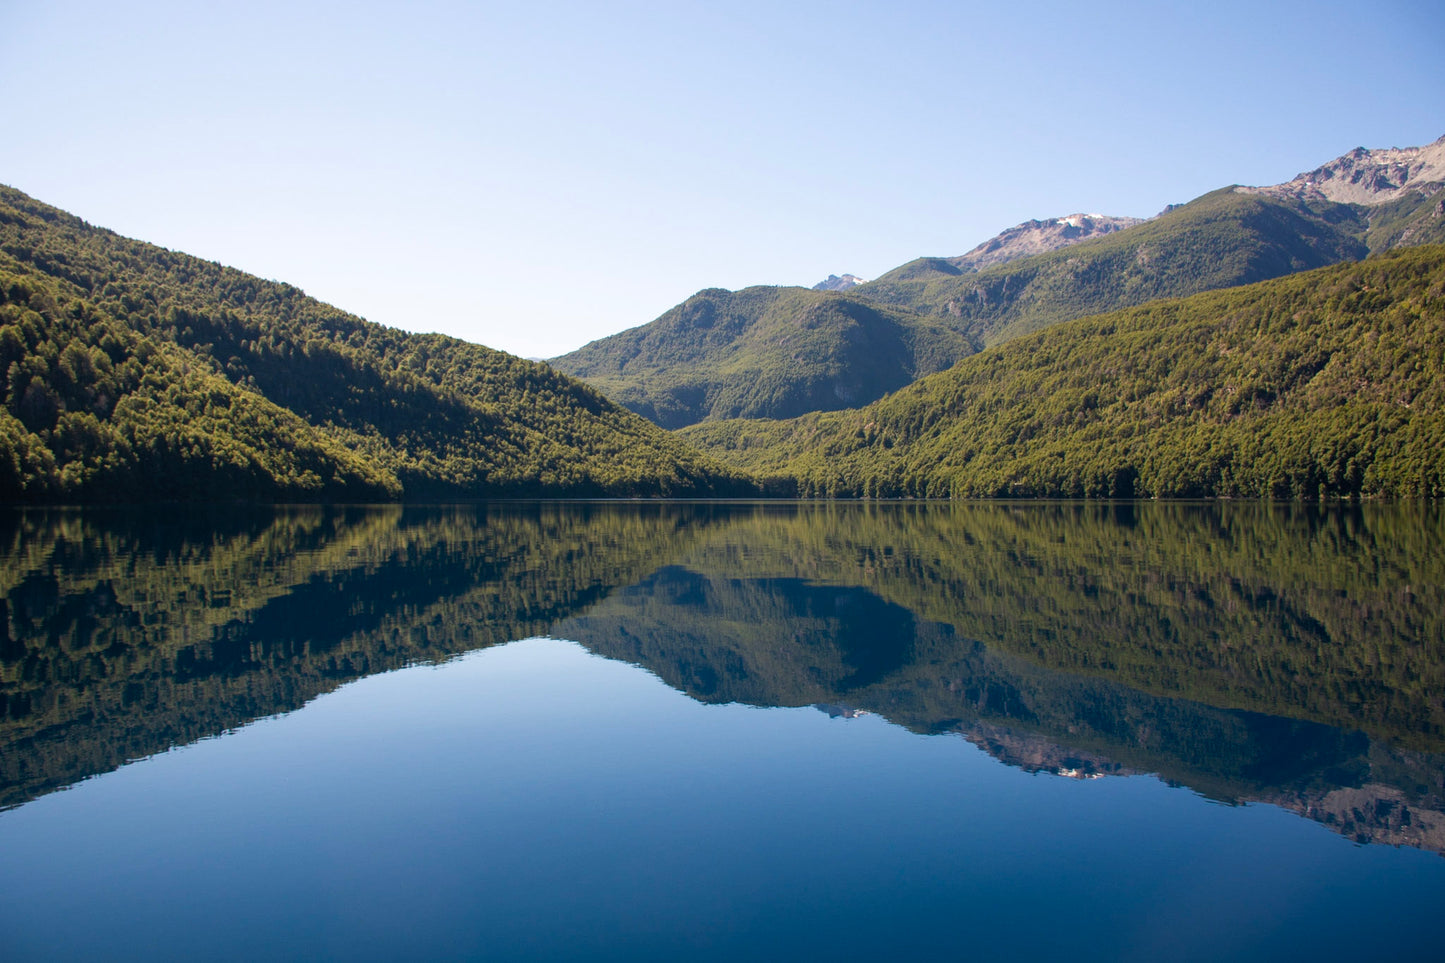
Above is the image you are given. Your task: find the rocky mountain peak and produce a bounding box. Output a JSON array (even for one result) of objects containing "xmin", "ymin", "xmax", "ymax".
[
  {"xmin": 1241, "ymin": 134, "xmax": 1445, "ymax": 205},
  {"xmin": 812, "ymin": 273, "xmax": 866, "ymax": 291},
  {"xmin": 947, "ymin": 213, "xmax": 1147, "ymax": 272}
]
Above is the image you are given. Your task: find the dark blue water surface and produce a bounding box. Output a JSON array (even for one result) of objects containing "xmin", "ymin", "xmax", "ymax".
[{"xmin": 2, "ymin": 503, "xmax": 1443, "ymax": 961}]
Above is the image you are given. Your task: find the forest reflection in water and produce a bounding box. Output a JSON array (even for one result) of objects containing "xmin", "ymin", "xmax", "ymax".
[{"xmin": 2, "ymin": 500, "xmax": 1444, "ymax": 853}]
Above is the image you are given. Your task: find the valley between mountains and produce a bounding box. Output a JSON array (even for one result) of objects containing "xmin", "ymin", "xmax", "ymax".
[{"xmin": 3, "ymin": 135, "xmax": 1444, "ymax": 502}]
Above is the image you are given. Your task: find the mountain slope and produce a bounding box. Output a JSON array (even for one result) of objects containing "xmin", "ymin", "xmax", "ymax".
[
  {"xmin": 1245, "ymin": 134, "xmax": 1445, "ymax": 206},
  {"xmin": 855, "ymin": 188, "xmax": 1374, "ymax": 344},
  {"xmin": 556, "ymin": 137, "xmax": 1444, "ymax": 431},
  {"xmin": 549, "ymin": 286, "xmax": 976, "ymax": 429},
  {"xmin": 945, "ymin": 213, "xmax": 1146, "ymax": 272},
  {"xmin": 0, "ymin": 185, "xmax": 753, "ymax": 501},
  {"xmin": 860, "ymin": 138, "xmax": 1445, "ymax": 342},
  {"xmin": 0, "ymin": 269, "xmax": 401, "ymax": 501},
  {"xmin": 679, "ymin": 245, "xmax": 1445, "ymax": 499}
]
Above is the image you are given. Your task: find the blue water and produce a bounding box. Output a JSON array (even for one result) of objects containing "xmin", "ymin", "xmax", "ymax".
[
  {"xmin": 3, "ymin": 636, "xmax": 1441, "ymax": 962},
  {"xmin": 2, "ymin": 502, "xmax": 1444, "ymax": 960}
]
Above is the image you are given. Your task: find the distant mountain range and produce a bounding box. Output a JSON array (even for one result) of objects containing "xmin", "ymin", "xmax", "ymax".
[
  {"xmin": 680, "ymin": 245, "xmax": 1445, "ymax": 499},
  {"xmin": 553, "ymin": 136, "xmax": 1445, "ymax": 428},
  {"xmin": 4, "ymin": 135, "xmax": 1442, "ymax": 503}
]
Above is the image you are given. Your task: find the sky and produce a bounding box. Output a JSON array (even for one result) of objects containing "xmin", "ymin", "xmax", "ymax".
[{"xmin": 1, "ymin": 1, "xmax": 1442, "ymax": 359}]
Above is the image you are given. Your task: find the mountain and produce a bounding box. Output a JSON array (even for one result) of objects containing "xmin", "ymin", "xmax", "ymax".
[
  {"xmin": 1236, "ymin": 135, "xmax": 1445, "ymax": 253},
  {"xmin": 548, "ymin": 286, "xmax": 976, "ymax": 429},
  {"xmin": 1244, "ymin": 134, "xmax": 1445, "ymax": 206},
  {"xmin": 855, "ymin": 188, "xmax": 1390, "ymax": 343},
  {"xmin": 812, "ymin": 273, "xmax": 866, "ymax": 291},
  {"xmin": 679, "ymin": 245, "xmax": 1445, "ymax": 499},
  {"xmin": 557, "ymin": 136, "xmax": 1445, "ymax": 430},
  {"xmin": 945, "ymin": 213, "xmax": 1146, "ymax": 271},
  {"xmin": 857, "ymin": 138, "xmax": 1445, "ymax": 340},
  {"xmin": 0, "ymin": 185, "xmax": 754, "ymax": 501}
]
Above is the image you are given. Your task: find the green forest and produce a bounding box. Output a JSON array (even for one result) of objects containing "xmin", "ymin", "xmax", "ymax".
[
  {"xmin": 682, "ymin": 246, "xmax": 1445, "ymax": 499},
  {"xmin": 551, "ymin": 285, "xmax": 974, "ymax": 428},
  {"xmin": 0, "ymin": 185, "xmax": 753, "ymax": 501},
  {"xmin": 4, "ymin": 179, "xmax": 1444, "ymax": 503}
]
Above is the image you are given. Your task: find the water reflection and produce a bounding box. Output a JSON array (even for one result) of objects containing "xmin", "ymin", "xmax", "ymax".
[{"xmin": 2, "ymin": 501, "xmax": 1443, "ymax": 852}]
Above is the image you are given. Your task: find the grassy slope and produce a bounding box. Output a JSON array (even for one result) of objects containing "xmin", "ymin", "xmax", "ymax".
[
  {"xmin": 680, "ymin": 245, "xmax": 1445, "ymax": 499},
  {"xmin": 550, "ymin": 285, "xmax": 975, "ymax": 428},
  {"xmin": 0, "ymin": 184, "xmax": 752, "ymax": 500}
]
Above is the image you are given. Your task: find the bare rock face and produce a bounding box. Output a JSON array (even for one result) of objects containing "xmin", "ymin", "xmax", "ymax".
[
  {"xmin": 1262, "ymin": 784, "xmax": 1445, "ymax": 853},
  {"xmin": 955, "ymin": 719, "xmax": 1445, "ymax": 855},
  {"xmin": 1242, "ymin": 134, "xmax": 1445, "ymax": 205},
  {"xmin": 958, "ymin": 721, "xmax": 1137, "ymax": 780},
  {"xmin": 812, "ymin": 273, "xmax": 866, "ymax": 291},
  {"xmin": 947, "ymin": 213, "xmax": 1146, "ymax": 272}
]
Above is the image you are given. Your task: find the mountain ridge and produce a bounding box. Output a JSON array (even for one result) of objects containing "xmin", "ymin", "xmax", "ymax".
[
  {"xmin": 812, "ymin": 273, "xmax": 865, "ymax": 291},
  {"xmin": 549, "ymin": 285, "xmax": 976, "ymax": 429},
  {"xmin": 556, "ymin": 135, "xmax": 1445, "ymax": 429},
  {"xmin": 0, "ymin": 184, "xmax": 754, "ymax": 501},
  {"xmin": 1242, "ymin": 134, "xmax": 1445, "ymax": 206},
  {"xmin": 680, "ymin": 244, "xmax": 1445, "ymax": 499},
  {"xmin": 945, "ymin": 212, "xmax": 1147, "ymax": 272}
]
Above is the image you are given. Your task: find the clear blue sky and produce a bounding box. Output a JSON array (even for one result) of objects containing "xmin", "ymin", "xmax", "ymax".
[{"xmin": 2, "ymin": 0, "xmax": 1442, "ymax": 358}]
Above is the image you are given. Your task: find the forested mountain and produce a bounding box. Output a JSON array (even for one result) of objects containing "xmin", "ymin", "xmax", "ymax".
[
  {"xmin": 555, "ymin": 137, "xmax": 1445, "ymax": 428},
  {"xmin": 549, "ymin": 286, "xmax": 975, "ymax": 428},
  {"xmin": 0, "ymin": 185, "xmax": 754, "ymax": 501},
  {"xmin": 855, "ymin": 188, "xmax": 1375, "ymax": 342},
  {"xmin": 680, "ymin": 245, "xmax": 1445, "ymax": 498},
  {"xmin": 856, "ymin": 138, "xmax": 1445, "ymax": 340}
]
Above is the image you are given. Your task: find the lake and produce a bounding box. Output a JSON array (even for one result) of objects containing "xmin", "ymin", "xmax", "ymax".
[{"xmin": 2, "ymin": 502, "xmax": 1443, "ymax": 961}]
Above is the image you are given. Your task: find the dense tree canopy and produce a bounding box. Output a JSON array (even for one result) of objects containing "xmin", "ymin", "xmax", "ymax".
[
  {"xmin": 551, "ymin": 285, "xmax": 974, "ymax": 428},
  {"xmin": 681, "ymin": 246, "xmax": 1445, "ymax": 499},
  {"xmin": 557, "ymin": 185, "xmax": 1445, "ymax": 430},
  {"xmin": 0, "ymin": 184, "xmax": 753, "ymax": 501}
]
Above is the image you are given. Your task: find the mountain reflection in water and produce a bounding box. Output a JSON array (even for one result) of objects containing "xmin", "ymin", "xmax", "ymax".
[{"xmin": 2, "ymin": 501, "xmax": 1443, "ymax": 853}]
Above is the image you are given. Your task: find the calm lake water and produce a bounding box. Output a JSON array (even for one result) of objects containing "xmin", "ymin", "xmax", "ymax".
[{"xmin": 2, "ymin": 502, "xmax": 1443, "ymax": 961}]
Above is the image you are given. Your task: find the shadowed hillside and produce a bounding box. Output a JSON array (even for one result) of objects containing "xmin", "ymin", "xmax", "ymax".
[
  {"xmin": 550, "ymin": 286, "xmax": 974, "ymax": 428},
  {"xmin": 0, "ymin": 185, "xmax": 753, "ymax": 500}
]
